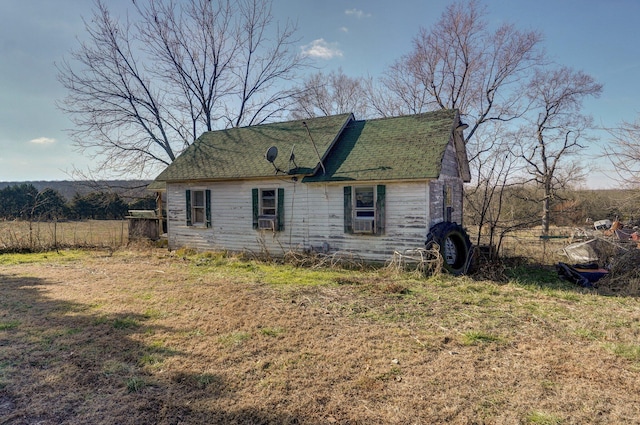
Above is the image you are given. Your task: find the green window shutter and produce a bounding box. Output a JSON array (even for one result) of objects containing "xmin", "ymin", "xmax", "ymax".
[
  {"xmin": 376, "ymin": 185, "xmax": 386, "ymax": 235},
  {"xmin": 277, "ymin": 188, "xmax": 285, "ymax": 231},
  {"xmin": 343, "ymin": 186, "xmax": 353, "ymax": 233},
  {"xmin": 185, "ymin": 189, "xmax": 192, "ymax": 226},
  {"xmin": 205, "ymin": 189, "xmax": 212, "ymax": 228},
  {"xmin": 252, "ymin": 188, "xmax": 259, "ymax": 229}
]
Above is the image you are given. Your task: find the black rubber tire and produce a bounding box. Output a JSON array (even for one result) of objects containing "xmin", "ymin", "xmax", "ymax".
[{"xmin": 425, "ymin": 222, "xmax": 472, "ymax": 275}]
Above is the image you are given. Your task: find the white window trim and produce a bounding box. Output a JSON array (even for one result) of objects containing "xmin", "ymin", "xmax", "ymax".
[
  {"xmin": 191, "ymin": 189, "xmax": 207, "ymax": 227},
  {"xmin": 258, "ymin": 188, "xmax": 278, "ymax": 230},
  {"xmin": 353, "ymin": 186, "xmax": 376, "ymax": 234},
  {"xmin": 259, "ymin": 188, "xmax": 277, "ymax": 218}
]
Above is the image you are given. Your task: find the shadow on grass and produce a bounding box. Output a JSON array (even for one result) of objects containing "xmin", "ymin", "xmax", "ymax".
[
  {"xmin": 0, "ymin": 273, "xmax": 312, "ymax": 425},
  {"xmin": 504, "ymin": 263, "xmax": 570, "ymax": 289}
]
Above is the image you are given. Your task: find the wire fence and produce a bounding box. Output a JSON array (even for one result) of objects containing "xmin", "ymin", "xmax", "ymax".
[
  {"xmin": 498, "ymin": 234, "xmax": 573, "ymax": 264},
  {"xmin": 0, "ymin": 220, "xmax": 129, "ymax": 252},
  {"xmin": 469, "ymin": 227, "xmax": 583, "ymax": 265},
  {"xmin": 0, "ymin": 219, "xmax": 620, "ymax": 267}
]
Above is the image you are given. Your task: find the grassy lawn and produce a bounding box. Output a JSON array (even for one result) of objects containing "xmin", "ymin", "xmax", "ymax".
[{"xmin": 0, "ymin": 248, "xmax": 639, "ymax": 424}]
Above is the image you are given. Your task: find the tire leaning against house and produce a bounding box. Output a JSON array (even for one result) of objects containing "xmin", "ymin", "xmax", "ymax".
[{"xmin": 426, "ymin": 222, "xmax": 472, "ymax": 275}]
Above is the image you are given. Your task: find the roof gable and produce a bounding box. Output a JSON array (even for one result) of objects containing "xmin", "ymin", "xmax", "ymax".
[
  {"xmin": 303, "ymin": 109, "xmax": 460, "ymax": 182},
  {"xmin": 154, "ymin": 113, "xmax": 353, "ymax": 182}
]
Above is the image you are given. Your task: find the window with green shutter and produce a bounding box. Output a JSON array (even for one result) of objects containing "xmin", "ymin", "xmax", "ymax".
[
  {"xmin": 252, "ymin": 188, "xmax": 284, "ymax": 231},
  {"xmin": 344, "ymin": 185, "xmax": 385, "ymax": 235},
  {"xmin": 186, "ymin": 189, "xmax": 211, "ymax": 227}
]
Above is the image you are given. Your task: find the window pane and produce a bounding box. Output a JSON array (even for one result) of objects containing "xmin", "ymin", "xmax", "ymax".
[
  {"xmin": 262, "ymin": 198, "xmax": 275, "ymax": 208},
  {"xmin": 261, "ymin": 189, "xmax": 277, "ymax": 217},
  {"xmin": 193, "ymin": 190, "xmax": 205, "ymax": 207},
  {"xmin": 194, "ymin": 208, "xmax": 205, "ymax": 223},
  {"xmin": 355, "ymin": 187, "xmax": 374, "ymax": 208},
  {"xmin": 356, "ymin": 210, "xmax": 375, "ymax": 218}
]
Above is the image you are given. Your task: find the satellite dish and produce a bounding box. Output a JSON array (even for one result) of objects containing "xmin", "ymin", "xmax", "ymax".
[{"xmin": 265, "ymin": 146, "xmax": 278, "ymax": 163}]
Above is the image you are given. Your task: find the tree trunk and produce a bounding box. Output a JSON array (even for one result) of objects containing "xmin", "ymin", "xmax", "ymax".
[{"xmin": 542, "ymin": 194, "xmax": 550, "ymax": 237}]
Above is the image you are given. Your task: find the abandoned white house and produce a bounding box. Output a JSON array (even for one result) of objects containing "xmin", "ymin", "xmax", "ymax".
[{"xmin": 152, "ymin": 109, "xmax": 472, "ymax": 272}]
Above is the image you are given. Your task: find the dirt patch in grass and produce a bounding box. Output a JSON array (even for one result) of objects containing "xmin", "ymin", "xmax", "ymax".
[{"xmin": 0, "ymin": 248, "xmax": 639, "ymax": 424}]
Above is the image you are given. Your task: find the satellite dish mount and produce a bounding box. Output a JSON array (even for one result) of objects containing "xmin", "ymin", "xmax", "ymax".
[
  {"xmin": 303, "ymin": 121, "xmax": 326, "ymax": 175},
  {"xmin": 265, "ymin": 146, "xmax": 282, "ymax": 174},
  {"xmin": 288, "ymin": 144, "xmax": 298, "ymax": 171}
]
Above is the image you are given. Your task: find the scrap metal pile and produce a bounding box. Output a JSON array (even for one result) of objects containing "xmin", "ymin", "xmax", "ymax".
[{"xmin": 558, "ymin": 219, "xmax": 640, "ymax": 295}]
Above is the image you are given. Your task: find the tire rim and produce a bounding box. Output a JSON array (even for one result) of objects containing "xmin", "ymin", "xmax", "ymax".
[{"xmin": 444, "ymin": 237, "xmax": 457, "ymax": 265}]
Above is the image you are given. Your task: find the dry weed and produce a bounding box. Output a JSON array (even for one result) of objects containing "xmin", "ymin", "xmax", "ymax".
[{"xmin": 598, "ymin": 248, "xmax": 640, "ymax": 296}]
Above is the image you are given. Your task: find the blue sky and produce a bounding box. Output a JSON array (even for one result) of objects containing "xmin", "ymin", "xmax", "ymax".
[{"xmin": 1, "ymin": 0, "xmax": 639, "ymax": 187}]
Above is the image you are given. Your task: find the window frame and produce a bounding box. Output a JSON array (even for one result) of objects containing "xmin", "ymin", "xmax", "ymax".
[
  {"xmin": 344, "ymin": 185, "xmax": 385, "ymax": 235},
  {"xmin": 252, "ymin": 188, "xmax": 285, "ymax": 231},
  {"xmin": 186, "ymin": 188, "xmax": 211, "ymax": 228},
  {"xmin": 259, "ymin": 189, "xmax": 277, "ymax": 218},
  {"xmin": 353, "ymin": 186, "xmax": 376, "ymax": 234},
  {"xmin": 191, "ymin": 189, "xmax": 206, "ymax": 226}
]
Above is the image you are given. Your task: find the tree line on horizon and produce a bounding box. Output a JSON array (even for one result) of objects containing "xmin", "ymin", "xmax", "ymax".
[
  {"xmin": 0, "ymin": 183, "xmax": 156, "ymax": 222},
  {"xmin": 2, "ymin": 180, "xmax": 634, "ymax": 233}
]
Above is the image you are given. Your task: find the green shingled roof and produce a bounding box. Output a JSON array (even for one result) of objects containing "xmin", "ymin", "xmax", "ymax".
[
  {"xmin": 154, "ymin": 113, "xmax": 352, "ymax": 182},
  {"xmin": 154, "ymin": 109, "xmax": 461, "ymax": 183},
  {"xmin": 304, "ymin": 109, "xmax": 458, "ymax": 182}
]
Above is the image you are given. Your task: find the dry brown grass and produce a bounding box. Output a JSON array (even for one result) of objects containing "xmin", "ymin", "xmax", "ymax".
[{"xmin": 0, "ymin": 248, "xmax": 639, "ymax": 424}]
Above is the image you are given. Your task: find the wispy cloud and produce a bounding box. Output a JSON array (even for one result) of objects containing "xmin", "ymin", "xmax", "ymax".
[
  {"xmin": 345, "ymin": 8, "xmax": 371, "ymax": 19},
  {"xmin": 301, "ymin": 39, "xmax": 343, "ymax": 60},
  {"xmin": 29, "ymin": 137, "xmax": 56, "ymax": 145},
  {"xmin": 340, "ymin": 26, "xmax": 349, "ymax": 33}
]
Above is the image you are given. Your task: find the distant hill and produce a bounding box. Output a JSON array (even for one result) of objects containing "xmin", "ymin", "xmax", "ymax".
[{"xmin": 0, "ymin": 180, "xmax": 153, "ymax": 201}]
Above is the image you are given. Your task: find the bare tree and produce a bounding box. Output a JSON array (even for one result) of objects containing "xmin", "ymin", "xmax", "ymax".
[
  {"xmin": 516, "ymin": 66, "xmax": 602, "ymax": 236},
  {"xmin": 377, "ymin": 0, "xmax": 544, "ymax": 142},
  {"xmin": 464, "ymin": 124, "xmax": 521, "ymax": 252},
  {"xmin": 289, "ymin": 69, "xmax": 370, "ymax": 119},
  {"xmin": 57, "ymin": 0, "xmax": 307, "ymax": 177},
  {"xmin": 606, "ymin": 117, "xmax": 640, "ymax": 187}
]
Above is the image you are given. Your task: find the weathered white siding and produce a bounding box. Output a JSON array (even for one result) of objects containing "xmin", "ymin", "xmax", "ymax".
[
  {"xmin": 305, "ymin": 181, "xmax": 431, "ymax": 260},
  {"xmin": 165, "ymin": 139, "xmax": 466, "ymax": 261},
  {"xmin": 166, "ymin": 179, "xmax": 441, "ymax": 261},
  {"xmin": 167, "ymin": 179, "xmax": 301, "ymax": 254}
]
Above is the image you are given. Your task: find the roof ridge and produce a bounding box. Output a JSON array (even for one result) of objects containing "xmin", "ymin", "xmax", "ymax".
[{"xmin": 229, "ymin": 112, "xmax": 354, "ymax": 131}]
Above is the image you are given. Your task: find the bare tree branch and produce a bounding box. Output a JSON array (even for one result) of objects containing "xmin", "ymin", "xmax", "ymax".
[
  {"xmin": 378, "ymin": 0, "xmax": 544, "ymax": 142},
  {"xmin": 516, "ymin": 66, "xmax": 602, "ymax": 235},
  {"xmin": 605, "ymin": 118, "xmax": 640, "ymax": 187},
  {"xmin": 57, "ymin": 0, "xmax": 308, "ymax": 177},
  {"xmin": 289, "ymin": 69, "xmax": 370, "ymax": 119}
]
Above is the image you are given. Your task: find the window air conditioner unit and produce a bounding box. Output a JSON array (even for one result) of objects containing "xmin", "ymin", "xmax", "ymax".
[
  {"xmin": 353, "ymin": 218, "xmax": 374, "ymax": 233},
  {"xmin": 258, "ymin": 217, "xmax": 277, "ymax": 230}
]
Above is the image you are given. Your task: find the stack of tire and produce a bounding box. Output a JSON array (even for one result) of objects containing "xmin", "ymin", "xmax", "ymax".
[{"xmin": 425, "ymin": 222, "xmax": 472, "ymax": 275}]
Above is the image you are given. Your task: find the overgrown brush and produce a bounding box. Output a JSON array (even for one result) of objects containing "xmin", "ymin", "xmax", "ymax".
[{"xmin": 598, "ymin": 248, "xmax": 640, "ymax": 296}]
